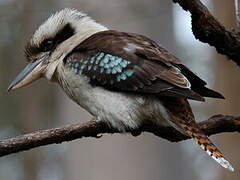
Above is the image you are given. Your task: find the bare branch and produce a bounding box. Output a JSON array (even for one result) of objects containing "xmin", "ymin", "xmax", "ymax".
[
  {"xmin": 173, "ymin": 0, "xmax": 240, "ymax": 66},
  {"xmin": 0, "ymin": 114, "xmax": 239, "ymax": 157},
  {"xmin": 235, "ymin": 0, "xmax": 240, "ymax": 28}
]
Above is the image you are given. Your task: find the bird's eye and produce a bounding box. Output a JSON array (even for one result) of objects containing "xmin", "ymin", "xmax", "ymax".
[{"xmin": 40, "ymin": 39, "xmax": 54, "ymax": 52}]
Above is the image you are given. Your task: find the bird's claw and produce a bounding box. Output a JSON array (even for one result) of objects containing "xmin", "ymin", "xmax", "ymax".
[
  {"xmin": 93, "ymin": 134, "xmax": 103, "ymax": 138},
  {"xmin": 131, "ymin": 130, "xmax": 142, "ymax": 137}
]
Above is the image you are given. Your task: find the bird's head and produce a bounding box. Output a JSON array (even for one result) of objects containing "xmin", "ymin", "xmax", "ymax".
[{"xmin": 8, "ymin": 8, "xmax": 107, "ymax": 91}]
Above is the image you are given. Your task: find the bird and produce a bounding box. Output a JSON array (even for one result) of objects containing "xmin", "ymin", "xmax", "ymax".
[{"xmin": 8, "ymin": 8, "xmax": 234, "ymax": 171}]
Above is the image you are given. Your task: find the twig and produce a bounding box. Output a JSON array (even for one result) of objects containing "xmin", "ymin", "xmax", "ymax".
[
  {"xmin": 0, "ymin": 114, "xmax": 239, "ymax": 157},
  {"xmin": 173, "ymin": 0, "xmax": 240, "ymax": 66}
]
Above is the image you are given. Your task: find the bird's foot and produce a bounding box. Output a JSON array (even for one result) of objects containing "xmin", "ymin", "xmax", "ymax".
[
  {"xmin": 91, "ymin": 117, "xmax": 103, "ymax": 138},
  {"xmin": 130, "ymin": 129, "xmax": 142, "ymax": 137},
  {"xmin": 92, "ymin": 134, "xmax": 103, "ymax": 138}
]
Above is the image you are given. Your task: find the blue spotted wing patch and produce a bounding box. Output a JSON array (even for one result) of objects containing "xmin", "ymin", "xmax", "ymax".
[{"xmin": 66, "ymin": 52, "xmax": 137, "ymax": 89}]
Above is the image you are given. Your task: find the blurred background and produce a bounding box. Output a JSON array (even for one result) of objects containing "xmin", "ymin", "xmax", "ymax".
[{"xmin": 0, "ymin": 0, "xmax": 239, "ymax": 179}]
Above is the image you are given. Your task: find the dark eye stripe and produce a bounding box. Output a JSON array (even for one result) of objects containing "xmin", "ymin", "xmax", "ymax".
[
  {"xmin": 54, "ymin": 23, "xmax": 75, "ymax": 45},
  {"xmin": 25, "ymin": 23, "xmax": 75, "ymax": 61},
  {"xmin": 39, "ymin": 23, "xmax": 75, "ymax": 52},
  {"xmin": 40, "ymin": 39, "xmax": 54, "ymax": 52}
]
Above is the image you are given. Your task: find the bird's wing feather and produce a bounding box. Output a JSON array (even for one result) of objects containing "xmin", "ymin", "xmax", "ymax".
[{"xmin": 64, "ymin": 30, "xmax": 206, "ymax": 101}]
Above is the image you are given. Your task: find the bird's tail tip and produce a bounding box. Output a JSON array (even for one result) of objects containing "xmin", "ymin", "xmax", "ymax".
[
  {"xmin": 205, "ymin": 148, "xmax": 234, "ymax": 172},
  {"xmin": 217, "ymin": 157, "xmax": 234, "ymax": 172},
  {"xmin": 194, "ymin": 135, "xmax": 235, "ymax": 172}
]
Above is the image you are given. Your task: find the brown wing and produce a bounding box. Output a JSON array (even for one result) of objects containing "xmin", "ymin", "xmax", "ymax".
[{"xmin": 65, "ymin": 30, "xmax": 223, "ymax": 101}]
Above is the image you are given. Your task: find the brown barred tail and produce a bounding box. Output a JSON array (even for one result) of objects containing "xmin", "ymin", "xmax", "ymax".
[
  {"xmin": 183, "ymin": 122, "xmax": 234, "ymax": 171},
  {"xmin": 162, "ymin": 97, "xmax": 234, "ymax": 171}
]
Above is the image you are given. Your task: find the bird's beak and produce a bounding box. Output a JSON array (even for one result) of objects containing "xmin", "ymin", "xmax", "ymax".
[{"xmin": 8, "ymin": 57, "xmax": 47, "ymax": 91}]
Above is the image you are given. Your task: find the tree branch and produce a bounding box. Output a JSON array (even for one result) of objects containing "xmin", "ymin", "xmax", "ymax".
[
  {"xmin": 235, "ymin": 0, "xmax": 240, "ymax": 28},
  {"xmin": 0, "ymin": 114, "xmax": 239, "ymax": 157},
  {"xmin": 173, "ymin": 0, "xmax": 240, "ymax": 66}
]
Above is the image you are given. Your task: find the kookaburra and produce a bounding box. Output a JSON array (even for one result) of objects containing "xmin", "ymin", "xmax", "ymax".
[{"xmin": 8, "ymin": 8, "xmax": 234, "ymax": 171}]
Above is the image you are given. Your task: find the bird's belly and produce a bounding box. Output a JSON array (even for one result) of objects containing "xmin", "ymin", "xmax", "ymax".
[
  {"xmin": 89, "ymin": 87, "xmax": 144, "ymax": 130},
  {"xmin": 58, "ymin": 70, "xmax": 171, "ymax": 131}
]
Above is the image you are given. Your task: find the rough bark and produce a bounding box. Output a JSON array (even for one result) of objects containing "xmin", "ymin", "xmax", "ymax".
[
  {"xmin": 173, "ymin": 0, "xmax": 240, "ymax": 66},
  {"xmin": 235, "ymin": 0, "xmax": 240, "ymax": 28},
  {"xmin": 0, "ymin": 114, "xmax": 239, "ymax": 157}
]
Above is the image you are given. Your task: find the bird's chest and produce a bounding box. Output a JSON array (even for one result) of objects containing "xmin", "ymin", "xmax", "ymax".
[{"xmin": 58, "ymin": 68, "xmax": 142, "ymax": 130}]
